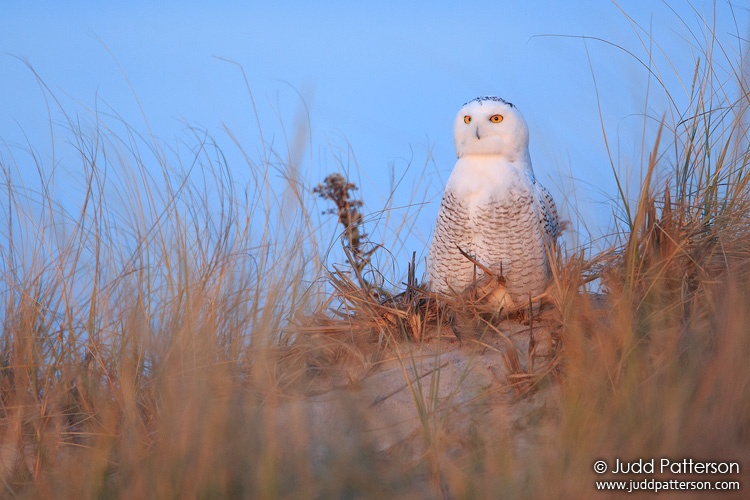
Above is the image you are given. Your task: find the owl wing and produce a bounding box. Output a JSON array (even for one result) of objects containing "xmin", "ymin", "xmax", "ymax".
[
  {"xmin": 533, "ymin": 179, "xmax": 560, "ymax": 242},
  {"xmin": 428, "ymin": 190, "xmax": 476, "ymax": 293}
]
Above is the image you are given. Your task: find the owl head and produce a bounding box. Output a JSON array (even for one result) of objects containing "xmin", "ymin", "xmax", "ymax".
[{"xmin": 453, "ymin": 96, "xmax": 530, "ymax": 161}]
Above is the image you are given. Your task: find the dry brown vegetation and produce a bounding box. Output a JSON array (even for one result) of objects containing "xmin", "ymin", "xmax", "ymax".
[{"xmin": 1, "ymin": 14, "xmax": 750, "ymax": 499}]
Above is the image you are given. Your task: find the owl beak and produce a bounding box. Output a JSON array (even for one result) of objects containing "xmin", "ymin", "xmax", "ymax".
[{"xmin": 475, "ymin": 127, "xmax": 481, "ymax": 140}]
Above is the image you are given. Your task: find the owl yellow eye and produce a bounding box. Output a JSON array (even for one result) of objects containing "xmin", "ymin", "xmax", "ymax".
[
  {"xmin": 463, "ymin": 115, "xmax": 471, "ymax": 124},
  {"xmin": 490, "ymin": 114, "xmax": 504, "ymax": 123}
]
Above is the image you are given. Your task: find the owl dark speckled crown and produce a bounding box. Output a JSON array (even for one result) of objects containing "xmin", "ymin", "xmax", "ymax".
[{"xmin": 463, "ymin": 96, "xmax": 514, "ymax": 108}]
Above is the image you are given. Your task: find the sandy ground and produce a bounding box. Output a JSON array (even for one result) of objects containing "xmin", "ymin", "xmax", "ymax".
[{"xmin": 277, "ymin": 312, "xmax": 563, "ymax": 471}]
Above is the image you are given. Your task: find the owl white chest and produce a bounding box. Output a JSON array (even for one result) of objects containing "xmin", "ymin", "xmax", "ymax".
[{"xmin": 445, "ymin": 155, "xmax": 532, "ymax": 209}]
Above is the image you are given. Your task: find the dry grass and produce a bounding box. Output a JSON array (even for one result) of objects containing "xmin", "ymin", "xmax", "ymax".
[{"xmin": 1, "ymin": 10, "xmax": 750, "ymax": 499}]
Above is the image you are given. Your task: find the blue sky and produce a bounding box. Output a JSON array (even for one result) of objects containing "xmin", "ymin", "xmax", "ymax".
[{"xmin": 1, "ymin": 1, "xmax": 748, "ymax": 281}]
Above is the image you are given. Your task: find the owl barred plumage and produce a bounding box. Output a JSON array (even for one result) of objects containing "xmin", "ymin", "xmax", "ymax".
[{"xmin": 428, "ymin": 96, "xmax": 560, "ymax": 309}]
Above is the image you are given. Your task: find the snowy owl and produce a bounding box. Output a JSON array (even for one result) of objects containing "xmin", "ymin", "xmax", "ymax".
[{"xmin": 428, "ymin": 96, "xmax": 560, "ymax": 310}]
